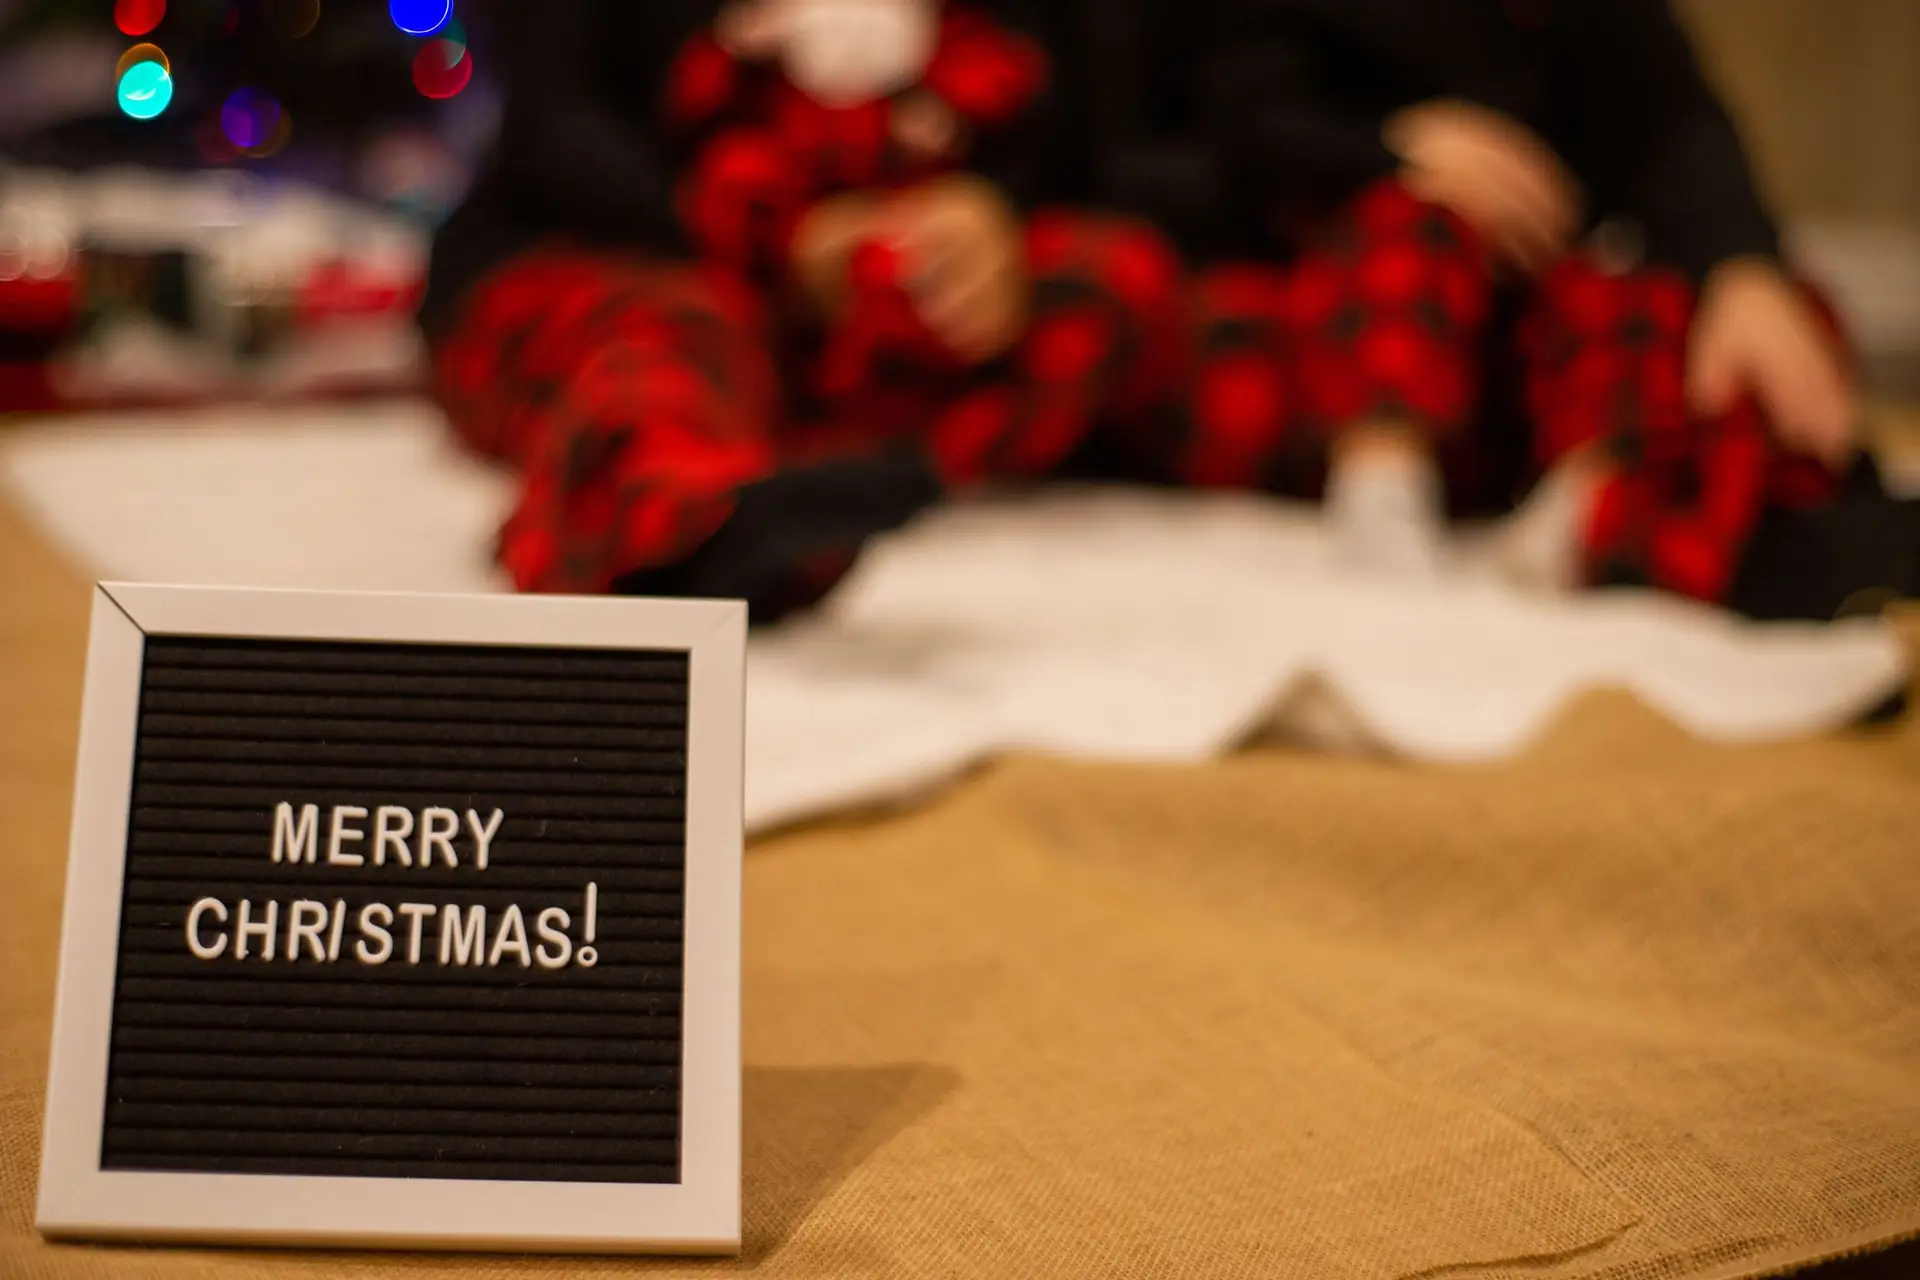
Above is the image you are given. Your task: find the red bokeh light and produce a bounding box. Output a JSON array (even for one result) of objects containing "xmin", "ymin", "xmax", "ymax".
[
  {"xmin": 114, "ymin": 0, "xmax": 166, "ymax": 37},
  {"xmin": 411, "ymin": 38, "xmax": 472, "ymax": 99}
]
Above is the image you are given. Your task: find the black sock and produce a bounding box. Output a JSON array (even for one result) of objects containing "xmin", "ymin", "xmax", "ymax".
[
  {"xmin": 613, "ymin": 451, "xmax": 942, "ymax": 623},
  {"xmin": 1729, "ymin": 457, "xmax": 1920, "ymax": 625}
]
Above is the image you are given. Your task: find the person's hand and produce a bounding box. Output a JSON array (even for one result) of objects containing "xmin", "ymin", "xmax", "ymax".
[
  {"xmin": 1384, "ymin": 100, "xmax": 1581, "ymax": 275},
  {"xmin": 883, "ymin": 173, "xmax": 1027, "ymax": 362},
  {"xmin": 1688, "ymin": 257, "xmax": 1856, "ymax": 469},
  {"xmin": 790, "ymin": 191, "xmax": 885, "ymax": 321},
  {"xmin": 891, "ymin": 91, "xmax": 963, "ymax": 163},
  {"xmin": 716, "ymin": 0, "xmax": 783, "ymax": 59}
]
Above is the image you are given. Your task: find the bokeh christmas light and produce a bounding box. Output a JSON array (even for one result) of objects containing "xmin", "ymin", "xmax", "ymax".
[
  {"xmin": 114, "ymin": 0, "xmax": 166, "ymax": 38},
  {"xmin": 220, "ymin": 88, "xmax": 284, "ymax": 151},
  {"xmin": 117, "ymin": 59, "xmax": 173, "ymax": 120},
  {"xmin": 411, "ymin": 37, "xmax": 472, "ymax": 99},
  {"xmin": 389, "ymin": 0, "xmax": 453, "ymax": 37},
  {"xmin": 115, "ymin": 41, "xmax": 170, "ymax": 79}
]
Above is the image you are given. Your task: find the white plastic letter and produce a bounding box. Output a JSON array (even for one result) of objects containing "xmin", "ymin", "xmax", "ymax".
[
  {"xmin": 326, "ymin": 898, "xmax": 347, "ymax": 961},
  {"xmin": 185, "ymin": 897, "xmax": 228, "ymax": 960},
  {"xmin": 439, "ymin": 903, "xmax": 486, "ymax": 966},
  {"xmin": 489, "ymin": 904, "xmax": 531, "ymax": 967},
  {"xmin": 235, "ymin": 899, "xmax": 278, "ymax": 961},
  {"xmin": 327, "ymin": 805, "xmax": 367, "ymax": 866},
  {"xmin": 465, "ymin": 808, "xmax": 504, "ymax": 870},
  {"xmin": 356, "ymin": 903, "xmax": 394, "ymax": 965},
  {"xmin": 271, "ymin": 803, "xmax": 318, "ymax": 864},
  {"xmin": 534, "ymin": 908, "xmax": 573, "ymax": 970},
  {"xmin": 420, "ymin": 808, "xmax": 459, "ymax": 868},
  {"xmin": 373, "ymin": 806, "xmax": 415, "ymax": 867},
  {"xmin": 287, "ymin": 900, "xmax": 329, "ymax": 961},
  {"xmin": 397, "ymin": 902, "xmax": 435, "ymax": 965}
]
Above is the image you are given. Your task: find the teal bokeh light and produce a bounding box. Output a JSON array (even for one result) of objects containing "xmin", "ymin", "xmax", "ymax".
[{"xmin": 118, "ymin": 60, "xmax": 173, "ymax": 119}]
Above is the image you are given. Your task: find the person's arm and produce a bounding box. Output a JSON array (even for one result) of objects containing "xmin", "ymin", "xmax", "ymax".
[
  {"xmin": 492, "ymin": 2, "xmax": 687, "ymax": 250},
  {"xmin": 1592, "ymin": 0, "xmax": 1780, "ymax": 281},
  {"xmin": 1582, "ymin": 1, "xmax": 1852, "ymax": 467}
]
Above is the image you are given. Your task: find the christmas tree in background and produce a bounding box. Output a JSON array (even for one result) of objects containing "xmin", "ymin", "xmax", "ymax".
[
  {"xmin": 0, "ymin": 0, "xmax": 494, "ymax": 214},
  {"xmin": 0, "ymin": 1, "xmax": 490, "ymax": 406}
]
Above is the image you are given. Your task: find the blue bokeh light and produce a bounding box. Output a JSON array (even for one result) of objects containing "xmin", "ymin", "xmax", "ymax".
[{"xmin": 389, "ymin": 0, "xmax": 452, "ymax": 37}]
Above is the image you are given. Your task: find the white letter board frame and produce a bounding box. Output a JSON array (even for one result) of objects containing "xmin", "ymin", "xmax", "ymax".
[{"xmin": 38, "ymin": 583, "xmax": 744, "ymax": 1255}]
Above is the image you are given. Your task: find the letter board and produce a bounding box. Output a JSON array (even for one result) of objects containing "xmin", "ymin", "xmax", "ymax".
[{"xmin": 38, "ymin": 584, "xmax": 743, "ymax": 1254}]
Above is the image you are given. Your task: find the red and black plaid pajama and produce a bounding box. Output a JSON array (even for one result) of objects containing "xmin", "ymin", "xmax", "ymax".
[
  {"xmin": 666, "ymin": 7, "xmax": 1048, "ymax": 277},
  {"xmin": 1519, "ymin": 257, "xmax": 1841, "ymax": 602},
  {"xmin": 430, "ymin": 212, "xmax": 1179, "ymax": 597},
  {"xmin": 1158, "ymin": 176, "xmax": 1840, "ymax": 603},
  {"xmin": 844, "ymin": 210, "xmax": 1181, "ymax": 484},
  {"xmin": 1150, "ymin": 180, "xmax": 1491, "ymax": 496},
  {"xmin": 433, "ymin": 253, "xmax": 780, "ymax": 593}
]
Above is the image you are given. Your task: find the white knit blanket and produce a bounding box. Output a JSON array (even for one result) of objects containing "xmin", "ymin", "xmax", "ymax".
[{"xmin": 2, "ymin": 400, "xmax": 1906, "ymax": 833}]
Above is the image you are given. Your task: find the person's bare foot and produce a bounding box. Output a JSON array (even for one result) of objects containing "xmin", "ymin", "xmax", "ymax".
[
  {"xmin": 1323, "ymin": 419, "xmax": 1448, "ymax": 580},
  {"xmin": 1492, "ymin": 449, "xmax": 1610, "ymax": 594}
]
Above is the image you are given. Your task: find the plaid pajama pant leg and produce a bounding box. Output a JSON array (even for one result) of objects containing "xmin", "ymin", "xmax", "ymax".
[
  {"xmin": 432, "ymin": 250, "xmax": 780, "ymax": 595},
  {"xmin": 1155, "ymin": 178, "xmax": 1495, "ymax": 495},
  {"xmin": 1288, "ymin": 179, "xmax": 1492, "ymax": 442},
  {"xmin": 434, "ymin": 216, "xmax": 1178, "ymax": 600},
  {"xmin": 1520, "ymin": 257, "xmax": 1843, "ymax": 603}
]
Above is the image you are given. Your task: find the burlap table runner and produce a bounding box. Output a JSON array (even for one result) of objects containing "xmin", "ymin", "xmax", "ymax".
[{"xmin": 3, "ymin": 494, "xmax": 1916, "ymax": 1280}]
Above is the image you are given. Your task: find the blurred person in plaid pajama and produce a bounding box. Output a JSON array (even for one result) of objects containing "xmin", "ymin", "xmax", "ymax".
[
  {"xmin": 1097, "ymin": 0, "xmax": 1869, "ymax": 604},
  {"xmin": 423, "ymin": 0, "xmax": 1178, "ymax": 620}
]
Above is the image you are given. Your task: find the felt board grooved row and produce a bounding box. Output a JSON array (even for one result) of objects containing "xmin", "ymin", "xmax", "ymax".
[
  {"xmin": 140, "ymin": 669, "xmax": 691, "ymax": 703},
  {"xmin": 136, "ymin": 741, "xmax": 689, "ymax": 771},
  {"xmin": 144, "ymin": 643, "xmax": 689, "ymax": 679},
  {"xmin": 104, "ymin": 1130, "xmax": 682, "ymax": 1163},
  {"xmin": 122, "ymin": 864, "xmax": 685, "ymax": 890},
  {"xmin": 137, "ymin": 690, "xmax": 689, "ymax": 727},
  {"xmin": 141, "ymin": 715, "xmax": 689, "ymax": 748},
  {"xmin": 135, "ymin": 763, "xmax": 688, "ymax": 794},
  {"xmin": 101, "ymin": 636, "xmax": 690, "ymax": 1185},
  {"xmin": 134, "ymin": 789, "xmax": 686, "ymax": 818},
  {"xmin": 104, "ymin": 1155, "xmax": 682, "ymax": 1183},
  {"xmin": 110, "ymin": 1027, "xmax": 684, "ymax": 1058},
  {"xmin": 135, "ymin": 756, "xmax": 691, "ymax": 786},
  {"xmin": 108, "ymin": 1079, "xmax": 678, "ymax": 1109},
  {"xmin": 113, "ymin": 1005, "xmax": 680, "ymax": 1033},
  {"xmin": 115, "ymin": 952, "xmax": 683, "ymax": 977},
  {"xmin": 114, "ymin": 978, "xmax": 681, "ymax": 1011},
  {"xmin": 108, "ymin": 1104, "xmax": 681, "ymax": 1136},
  {"xmin": 111, "ymin": 1054, "xmax": 676, "ymax": 1088}
]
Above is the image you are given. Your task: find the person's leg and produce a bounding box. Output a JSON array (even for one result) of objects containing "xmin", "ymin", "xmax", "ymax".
[
  {"xmin": 1729, "ymin": 455, "xmax": 1920, "ymax": 622},
  {"xmin": 912, "ymin": 210, "xmax": 1184, "ymax": 485},
  {"xmin": 432, "ymin": 250, "xmax": 936, "ymax": 614},
  {"xmin": 433, "ymin": 251, "xmax": 647, "ymax": 468},
  {"xmin": 1146, "ymin": 179, "xmax": 1495, "ymax": 572},
  {"xmin": 1146, "ymin": 263, "xmax": 1306, "ymax": 491},
  {"xmin": 1287, "ymin": 178, "xmax": 1496, "ymax": 576},
  {"xmin": 1511, "ymin": 256, "xmax": 1842, "ymax": 606}
]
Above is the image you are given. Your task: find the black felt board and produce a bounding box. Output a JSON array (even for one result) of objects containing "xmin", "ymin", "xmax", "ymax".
[{"xmin": 100, "ymin": 636, "xmax": 689, "ymax": 1185}]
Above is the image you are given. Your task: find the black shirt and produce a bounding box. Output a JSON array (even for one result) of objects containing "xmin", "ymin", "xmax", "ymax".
[{"xmin": 1058, "ymin": 0, "xmax": 1782, "ymax": 277}]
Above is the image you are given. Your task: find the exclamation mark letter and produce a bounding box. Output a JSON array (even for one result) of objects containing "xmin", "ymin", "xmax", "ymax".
[{"xmin": 577, "ymin": 882, "xmax": 599, "ymax": 968}]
